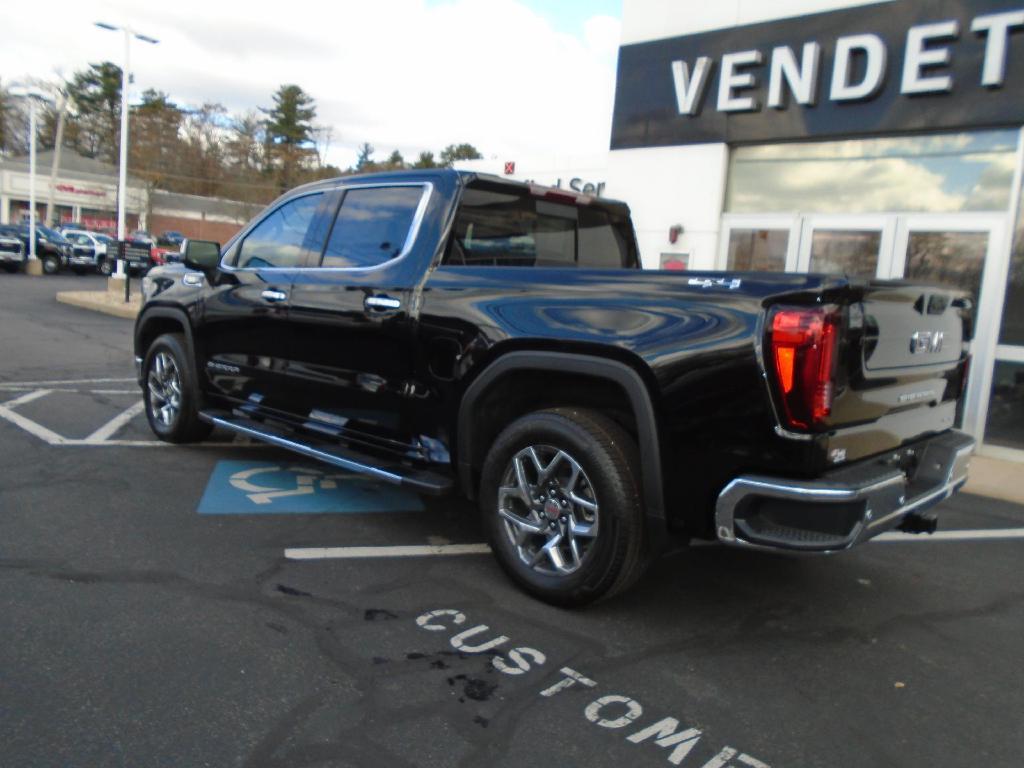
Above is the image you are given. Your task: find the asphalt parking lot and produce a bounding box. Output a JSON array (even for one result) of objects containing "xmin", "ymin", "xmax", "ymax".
[{"xmin": 1, "ymin": 272, "xmax": 1023, "ymax": 768}]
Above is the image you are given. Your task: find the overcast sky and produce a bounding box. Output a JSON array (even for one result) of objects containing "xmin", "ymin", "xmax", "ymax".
[{"xmin": 2, "ymin": 0, "xmax": 622, "ymax": 169}]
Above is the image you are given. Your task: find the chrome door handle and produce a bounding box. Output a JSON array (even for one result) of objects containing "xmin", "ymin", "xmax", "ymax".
[
  {"xmin": 365, "ymin": 295, "xmax": 401, "ymax": 311},
  {"xmin": 261, "ymin": 289, "xmax": 288, "ymax": 302}
]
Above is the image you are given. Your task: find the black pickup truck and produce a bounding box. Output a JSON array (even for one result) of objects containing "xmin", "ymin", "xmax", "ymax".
[{"xmin": 134, "ymin": 169, "xmax": 974, "ymax": 605}]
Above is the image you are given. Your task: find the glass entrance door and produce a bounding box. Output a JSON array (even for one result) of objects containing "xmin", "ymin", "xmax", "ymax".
[
  {"xmin": 796, "ymin": 216, "xmax": 896, "ymax": 278},
  {"xmin": 718, "ymin": 211, "xmax": 1014, "ymax": 451},
  {"xmin": 892, "ymin": 214, "xmax": 1009, "ymax": 444}
]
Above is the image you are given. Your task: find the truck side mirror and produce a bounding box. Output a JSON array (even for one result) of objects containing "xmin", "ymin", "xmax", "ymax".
[{"xmin": 182, "ymin": 239, "xmax": 221, "ymax": 274}]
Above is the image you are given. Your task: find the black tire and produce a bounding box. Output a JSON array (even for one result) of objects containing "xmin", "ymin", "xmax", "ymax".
[
  {"xmin": 98, "ymin": 259, "xmax": 113, "ymax": 276},
  {"xmin": 480, "ymin": 407, "xmax": 648, "ymax": 607},
  {"xmin": 41, "ymin": 255, "xmax": 59, "ymax": 275},
  {"xmin": 142, "ymin": 333, "xmax": 213, "ymax": 443}
]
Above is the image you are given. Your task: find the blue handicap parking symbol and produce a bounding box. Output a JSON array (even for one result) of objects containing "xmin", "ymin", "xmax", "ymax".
[{"xmin": 198, "ymin": 460, "xmax": 425, "ymax": 515}]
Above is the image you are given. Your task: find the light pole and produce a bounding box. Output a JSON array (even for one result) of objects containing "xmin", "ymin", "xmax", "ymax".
[
  {"xmin": 9, "ymin": 86, "xmax": 54, "ymax": 272},
  {"xmin": 94, "ymin": 21, "xmax": 159, "ymax": 281}
]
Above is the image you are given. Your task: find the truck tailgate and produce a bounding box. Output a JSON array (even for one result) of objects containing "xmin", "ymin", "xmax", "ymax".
[{"xmin": 825, "ymin": 281, "xmax": 971, "ymax": 461}]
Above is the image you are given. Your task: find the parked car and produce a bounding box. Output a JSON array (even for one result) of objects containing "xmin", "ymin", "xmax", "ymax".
[
  {"xmin": 133, "ymin": 169, "xmax": 975, "ymax": 606},
  {"xmin": 62, "ymin": 229, "xmax": 113, "ymax": 274},
  {"xmin": 130, "ymin": 230, "xmax": 156, "ymax": 247},
  {"xmin": 0, "ymin": 230, "xmax": 25, "ymax": 272},
  {"xmin": 158, "ymin": 230, "xmax": 185, "ymax": 247},
  {"xmin": 0, "ymin": 224, "xmax": 70, "ymax": 274}
]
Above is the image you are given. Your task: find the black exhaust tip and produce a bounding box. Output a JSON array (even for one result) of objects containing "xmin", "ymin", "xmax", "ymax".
[{"xmin": 898, "ymin": 513, "xmax": 939, "ymax": 535}]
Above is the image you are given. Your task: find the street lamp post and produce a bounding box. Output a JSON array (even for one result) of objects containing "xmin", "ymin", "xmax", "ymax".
[
  {"xmin": 94, "ymin": 21, "xmax": 159, "ymax": 282},
  {"xmin": 9, "ymin": 86, "xmax": 54, "ymax": 273}
]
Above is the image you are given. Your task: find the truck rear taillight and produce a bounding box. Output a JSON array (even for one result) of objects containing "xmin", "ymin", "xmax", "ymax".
[{"xmin": 768, "ymin": 306, "xmax": 840, "ymax": 430}]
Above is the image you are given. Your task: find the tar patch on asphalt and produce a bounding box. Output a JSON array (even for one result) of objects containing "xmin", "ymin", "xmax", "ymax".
[{"xmin": 197, "ymin": 460, "xmax": 425, "ymax": 515}]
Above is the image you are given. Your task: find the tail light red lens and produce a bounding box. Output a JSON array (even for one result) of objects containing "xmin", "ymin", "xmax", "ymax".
[{"xmin": 768, "ymin": 306, "xmax": 840, "ymax": 430}]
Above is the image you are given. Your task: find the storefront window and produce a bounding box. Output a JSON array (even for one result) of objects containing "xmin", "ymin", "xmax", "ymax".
[
  {"xmin": 999, "ymin": 147, "xmax": 1024, "ymax": 346},
  {"xmin": 985, "ymin": 362, "xmax": 1024, "ymax": 451},
  {"xmin": 808, "ymin": 230, "xmax": 880, "ymax": 278},
  {"xmin": 726, "ymin": 130, "xmax": 1018, "ymax": 214},
  {"xmin": 904, "ymin": 231, "xmax": 987, "ymax": 302},
  {"xmin": 726, "ymin": 229, "xmax": 787, "ymax": 271}
]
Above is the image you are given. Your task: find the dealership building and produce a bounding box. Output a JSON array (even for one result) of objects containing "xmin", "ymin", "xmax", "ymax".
[
  {"xmin": 0, "ymin": 149, "xmax": 148, "ymax": 231},
  {"xmin": 462, "ymin": 0, "xmax": 1024, "ymax": 458}
]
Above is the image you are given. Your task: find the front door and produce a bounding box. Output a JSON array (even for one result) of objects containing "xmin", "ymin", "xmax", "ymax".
[{"xmin": 200, "ymin": 191, "xmax": 327, "ymax": 412}]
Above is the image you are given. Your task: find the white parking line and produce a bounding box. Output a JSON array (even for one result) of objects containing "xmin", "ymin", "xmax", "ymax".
[
  {"xmin": 1, "ymin": 389, "xmax": 52, "ymax": 407},
  {"xmin": 0, "ymin": 390, "xmax": 67, "ymax": 444},
  {"xmin": 284, "ymin": 529, "xmax": 1024, "ymax": 560},
  {"xmin": 285, "ymin": 544, "xmax": 493, "ymax": 560},
  {"xmin": 85, "ymin": 400, "xmax": 146, "ymax": 442},
  {"xmin": 0, "ymin": 377, "xmax": 135, "ymax": 388}
]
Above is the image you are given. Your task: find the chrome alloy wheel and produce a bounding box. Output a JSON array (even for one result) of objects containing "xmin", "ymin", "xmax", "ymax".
[
  {"xmin": 497, "ymin": 445, "xmax": 599, "ymax": 576},
  {"xmin": 147, "ymin": 351, "xmax": 182, "ymax": 427}
]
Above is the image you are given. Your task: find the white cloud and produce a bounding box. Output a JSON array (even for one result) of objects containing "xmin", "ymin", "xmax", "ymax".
[{"xmin": 2, "ymin": 0, "xmax": 620, "ymax": 169}]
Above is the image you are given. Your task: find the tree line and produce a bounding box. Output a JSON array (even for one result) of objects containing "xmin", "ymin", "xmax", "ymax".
[{"xmin": 0, "ymin": 65, "xmax": 482, "ymax": 206}]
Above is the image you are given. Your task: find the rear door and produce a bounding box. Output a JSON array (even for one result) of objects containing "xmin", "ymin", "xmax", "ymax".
[
  {"xmin": 200, "ymin": 191, "xmax": 329, "ymax": 412},
  {"xmin": 283, "ymin": 182, "xmax": 434, "ymax": 457}
]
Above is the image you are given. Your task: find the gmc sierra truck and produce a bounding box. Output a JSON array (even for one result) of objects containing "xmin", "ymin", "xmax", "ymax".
[{"xmin": 134, "ymin": 169, "xmax": 974, "ymax": 606}]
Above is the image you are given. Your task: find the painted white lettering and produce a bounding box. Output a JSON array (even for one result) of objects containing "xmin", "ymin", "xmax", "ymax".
[
  {"xmin": 972, "ymin": 10, "xmax": 1024, "ymax": 87},
  {"xmin": 449, "ymin": 624, "xmax": 509, "ymax": 653},
  {"xmin": 901, "ymin": 21, "xmax": 959, "ymax": 94},
  {"xmin": 539, "ymin": 666, "xmax": 597, "ymax": 697},
  {"xmin": 415, "ymin": 608, "xmax": 466, "ymax": 631},
  {"xmin": 584, "ymin": 695, "xmax": 644, "ymax": 728},
  {"xmin": 492, "ymin": 646, "xmax": 546, "ymax": 676},
  {"xmin": 830, "ymin": 34, "xmax": 887, "ymax": 100},
  {"xmin": 717, "ymin": 50, "xmax": 764, "ymax": 112},
  {"xmin": 768, "ymin": 42, "xmax": 821, "ymax": 108},
  {"xmin": 701, "ymin": 747, "xmax": 771, "ymax": 768},
  {"xmin": 671, "ymin": 57, "xmax": 713, "ymax": 115},
  {"xmin": 628, "ymin": 717, "xmax": 703, "ymax": 765}
]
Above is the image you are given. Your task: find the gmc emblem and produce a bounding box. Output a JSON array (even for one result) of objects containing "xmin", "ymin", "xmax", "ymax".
[{"xmin": 910, "ymin": 331, "xmax": 944, "ymax": 354}]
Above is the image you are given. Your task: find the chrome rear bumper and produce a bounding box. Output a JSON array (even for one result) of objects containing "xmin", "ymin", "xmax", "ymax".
[{"xmin": 715, "ymin": 430, "xmax": 974, "ymax": 553}]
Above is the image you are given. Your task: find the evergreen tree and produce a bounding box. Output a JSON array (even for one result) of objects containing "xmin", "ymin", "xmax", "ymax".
[
  {"xmin": 66, "ymin": 62, "xmax": 123, "ymax": 162},
  {"xmin": 261, "ymin": 84, "xmax": 318, "ymax": 191},
  {"xmin": 439, "ymin": 142, "xmax": 482, "ymax": 167},
  {"xmin": 412, "ymin": 150, "xmax": 438, "ymax": 169}
]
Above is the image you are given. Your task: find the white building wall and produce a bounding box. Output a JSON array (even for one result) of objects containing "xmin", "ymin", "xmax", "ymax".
[{"xmin": 607, "ymin": 144, "xmax": 728, "ymax": 270}]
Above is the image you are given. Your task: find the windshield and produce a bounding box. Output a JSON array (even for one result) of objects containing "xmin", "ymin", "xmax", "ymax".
[
  {"xmin": 96, "ymin": 234, "xmax": 114, "ymax": 244},
  {"xmin": 38, "ymin": 226, "xmax": 68, "ymax": 243}
]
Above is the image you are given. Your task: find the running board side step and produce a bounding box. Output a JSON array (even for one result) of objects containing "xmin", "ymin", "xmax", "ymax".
[{"xmin": 199, "ymin": 409, "xmax": 453, "ymax": 496}]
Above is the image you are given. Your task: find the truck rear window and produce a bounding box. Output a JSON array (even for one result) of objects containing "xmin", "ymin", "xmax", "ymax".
[{"xmin": 444, "ymin": 182, "xmax": 637, "ymax": 269}]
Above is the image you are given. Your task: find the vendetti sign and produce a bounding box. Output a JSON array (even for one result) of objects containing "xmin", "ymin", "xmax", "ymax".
[{"xmin": 610, "ymin": 0, "xmax": 1024, "ymax": 148}]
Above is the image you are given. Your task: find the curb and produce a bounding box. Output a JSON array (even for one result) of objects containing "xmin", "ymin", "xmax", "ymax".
[{"xmin": 55, "ymin": 290, "xmax": 140, "ymax": 320}]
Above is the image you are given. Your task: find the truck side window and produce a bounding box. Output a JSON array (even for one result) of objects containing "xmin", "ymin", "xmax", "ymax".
[
  {"xmin": 320, "ymin": 186, "xmax": 424, "ymax": 269},
  {"xmin": 444, "ymin": 182, "xmax": 636, "ymax": 268},
  {"xmin": 236, "ymin": 192, "xmax": 322, "ymax": 269}
]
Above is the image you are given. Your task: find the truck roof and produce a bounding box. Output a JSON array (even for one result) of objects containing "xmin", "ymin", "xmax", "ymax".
[{"xmin": 286, "ymin": 168, "xmax": 630, "ymax": 213}]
